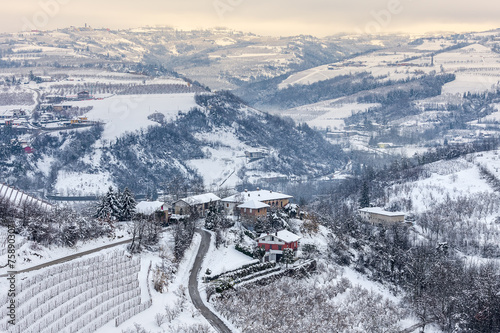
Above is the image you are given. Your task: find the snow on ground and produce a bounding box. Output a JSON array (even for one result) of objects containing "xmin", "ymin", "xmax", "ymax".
[
  {"xmin": 414, "ymin": 39, "xmax": 456, "ymax": 51},
  {"xmin": 201, "ymin": 229, "xmax": 256, "ymax": 277},
  {"xmin": 386, "ymin": 152, "xmax": 500, "ymax": 214},
  {"xmin": 96, "ymin": 230, "xmax": 216, "ymax": 333},
  {"xmin": 278, "ymin": 50, "xmax": 425, "ymax": 89},
  {"xmin": 54, "ymin": 170, "xmax": 113, "ymax": 196},
  {"xmin": 187, "ymin": 130, "xmax": 248, "ymax": 189},
  {"xmin": 0, "ymin": 225, "xmax": 130, "ymax": 276},
  {"xmin": 482, "ymin": 103, "xmax": 500, "ymax": 122},
  {"xmin": 277, "ymin": 101, "xmax": 379, "ymax": 130},
  {"xmin": 73, "ymin": 93, "xmax": 198, "ymax": 141},
  {"xmin": 441, "ymin": 73, "xmax": 500, "ymax": 95}
]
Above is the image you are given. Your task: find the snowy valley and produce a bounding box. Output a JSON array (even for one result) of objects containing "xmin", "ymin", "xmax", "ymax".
[{"xmin": 0, "ymin": 25, "xmax": 499, "ymax": 333}]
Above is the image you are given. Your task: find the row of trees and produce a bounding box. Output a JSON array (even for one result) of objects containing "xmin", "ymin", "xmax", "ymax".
[{"xmin": 1, "ymin": 201, "xmax": 112, "ymax": 247}]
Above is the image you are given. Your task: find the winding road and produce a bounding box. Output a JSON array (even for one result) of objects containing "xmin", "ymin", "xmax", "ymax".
[
  {"xmin": 188, "ymin": 229, "xmax": 233, "ymax": 333},
  {"xmin": 2, "ymin": 229, "xmax": 233, "ymax": 332}
]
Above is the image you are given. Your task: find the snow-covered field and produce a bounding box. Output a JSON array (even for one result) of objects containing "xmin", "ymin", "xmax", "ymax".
[
  {"xmin": 54, "ymin": 170, "xmax": 113, "ymax": 196},
  {"xmin": 276, "ymin": 101, "xmax": 379, "ymax": 130},
  {"xmin": 386, "ymin": 152, "xmax": 499, "ymax": 214},
  {"xmin": 78, "ymin": 93, "xmax": 198, "ymax": 141}
]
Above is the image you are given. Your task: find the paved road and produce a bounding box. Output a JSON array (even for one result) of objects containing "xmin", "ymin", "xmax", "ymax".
[
  {"xmin": 0, "ymin": 238, "xmax": 132, "ymax": 277},
  {"xmin": 188, "ymin": 229, "xmax": 233, "ymax": 333}
]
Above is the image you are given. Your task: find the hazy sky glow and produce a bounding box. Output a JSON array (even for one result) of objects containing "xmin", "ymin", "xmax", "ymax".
[{"xmin": 1, "ymin": 0, "xmax": 499, "ymax": 36}]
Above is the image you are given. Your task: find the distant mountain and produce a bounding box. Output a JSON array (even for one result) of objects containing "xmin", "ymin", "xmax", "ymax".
[{"xmin": 0, "ymin": 27, "xmax": 407, "ymax": 90}]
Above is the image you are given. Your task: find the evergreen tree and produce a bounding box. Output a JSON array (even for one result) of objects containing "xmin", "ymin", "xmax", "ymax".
[
  {"xmin": 359, "ymin": 180, "xmax": 370, "ymax": 208},
  {"xmin": 120, "ymin": 187, "xmax": 137, "ymax": 221},
  {"xmin": 282, "ymin": 248, "xmax": 295, "ymax": 268},
  {"xmin": 96, "ymin": 195, "xmax": 112, "ymax": 220},
  {"xmin": 107, "ymin": 186, "xmax": 120, "ymax": 218},
  {"xmin": 96, "ymin": 186, "xmax": 120, "ymax": 220}
]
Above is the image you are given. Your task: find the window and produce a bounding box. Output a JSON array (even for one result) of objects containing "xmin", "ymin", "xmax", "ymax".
[
  {"xmin": 278, "ymin": 245, "xmax": 282, "ymax": 250},
  {"xmin": 226, "ymin": 203, "xmax": 229, "ymax": 208},
  {"xmin": 249, "ymin": 209, "xmax": 253, "ymax": 213},
  {"xmin": 271, "ymin": 236, "xmax": 274, "ymax": 241}
]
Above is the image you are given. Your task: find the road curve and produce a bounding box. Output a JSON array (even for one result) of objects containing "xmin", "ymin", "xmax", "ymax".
[
  {"xmin": 0, "ymin": 238, "xmax": 132, "ymax": 277},
  {"xmin": 188, "ymin": 229, "xmax": 233, "ymax": 333}
]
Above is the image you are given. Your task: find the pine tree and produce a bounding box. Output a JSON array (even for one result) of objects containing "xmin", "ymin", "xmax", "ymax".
[
  {"xmin": 96, "ymin": 186, "xmax": 120, "ymax": 220},
  {"xmin": 359, "ymin": 180, "xmax": 370, "ymax": 208},
  {"xmin": 282, "ymin": 248, "xmax": 295, "ymax": 268},
  {"xmin": 107, "ymin": 186, "xmax": 120, "ymax": 218},
  {"xmin": 120, "ymin": 187, "xmax": 137, "ymax": 221},
  {"xmin": 96, "ymin": 195, "xmax": 112, "ymax": 220}
]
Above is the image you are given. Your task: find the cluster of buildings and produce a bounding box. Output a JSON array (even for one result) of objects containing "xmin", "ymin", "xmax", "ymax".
[
  {"xmin": 136, "ymin": 188, "xmax": 408, "ymax": 263},
  {"xmin": 0, "ymin": 90, "xmax": 94, "ymax": 132},
  {"xmin": 136, "ymin": 188, "xmax": 298, "ymax": 263},
  {"xmin": 0, "ymin": 109, "xmax": 30, "ymax": 130},
  {"xmin": 170, "ymin": 188, "xmax": 293, "ymax": 218}
]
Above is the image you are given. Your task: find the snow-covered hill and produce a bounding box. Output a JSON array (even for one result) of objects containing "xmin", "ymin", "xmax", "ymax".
[
  {"xmin": 12, "ymin": 91, "xmax": 346, "ymax": 197},
  {"xmin": 0, "ymin": 27, "xmax": 403, "ymax": 90}
]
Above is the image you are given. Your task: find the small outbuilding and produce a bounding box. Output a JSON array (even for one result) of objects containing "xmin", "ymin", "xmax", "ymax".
[{"xmin": 359, "ymin": 207, "xmax": 405, "ymax": 226}]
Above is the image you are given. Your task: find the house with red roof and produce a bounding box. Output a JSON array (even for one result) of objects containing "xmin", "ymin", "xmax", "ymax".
[{"xmin": 256, "ymin": 229, "xmax": 300, "ymax": 262}]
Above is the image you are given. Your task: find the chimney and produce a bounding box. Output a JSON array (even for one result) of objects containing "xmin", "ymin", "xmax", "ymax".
[
  {"xmin": 244, "ymin": 189, "xmax": 248, "ymax": 192},
  {"xmin": 275, "ymin": 231, "xmax": 278, "ymax": 236},
  {"xmin": 270, "ymin": 190, "xmax": 272, "ymax": 193},
  {"xmin": 256, "ymin": 187, "xmax": 260, "ymax": 191}
]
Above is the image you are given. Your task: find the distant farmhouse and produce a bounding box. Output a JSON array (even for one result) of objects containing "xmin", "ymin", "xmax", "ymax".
[
  {"xmin": 256, "ymin": 230, "xmax": 300, "ymax": 262},
  {"xmin": 221, "ymin": 189, "xmax": 293, "ymax": 216},
  {"xmin": 359, "ymin": 207, "xmax": 405, "ymax": 226},
  {"xmin": 245, "ymin": 149, "xmax": 268, "ymax": 162},
  {"xmin": 77, "ymin": 91, "xmax": 90, "ymax": 100},
  {"xmin": 172, "ymin": 193, "xmax": 221, "ymax": 217}
]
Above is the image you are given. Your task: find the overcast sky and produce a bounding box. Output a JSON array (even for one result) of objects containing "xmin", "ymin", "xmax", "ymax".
[{"xmin": 2, "ymin": 0, "xmax": 499, "ymax": 36}]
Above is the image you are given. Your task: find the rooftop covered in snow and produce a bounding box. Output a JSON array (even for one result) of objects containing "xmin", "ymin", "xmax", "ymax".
[
  {"xmin": 257, "ymin": 229, "xmax": 301, "ymax": 243},
  {"xmin": 174, "ymin": 193, "xmax": 221, "ymax": 206},
  {"xmin": 135, "ymin": 201, "xmax": 164, "ymax": 215},
  {"xmin": 359, "ymin": 207, "xmax": 405, "ymax": 217},
  {"xmin": 237, "ymin": 200, "xmax": 270, "ymax": 209},
  {"xmin": 222, "ymin": 189, "xmax": 292, "ymax": 203}
]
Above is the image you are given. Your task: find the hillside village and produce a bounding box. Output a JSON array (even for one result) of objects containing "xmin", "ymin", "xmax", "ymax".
[{"xmin": 0, "ymin": 25, "xmax": 500, "ymax": 333}]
